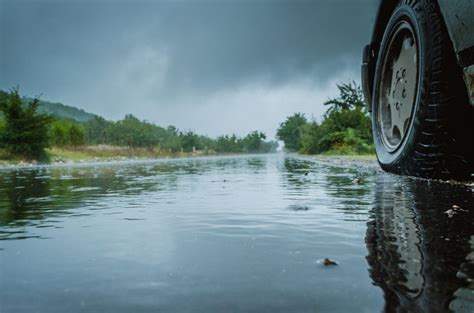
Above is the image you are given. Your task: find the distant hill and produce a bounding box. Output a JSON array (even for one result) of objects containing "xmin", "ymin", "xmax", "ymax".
[
  {"xmin": 0, "ymin": 90, "xmax": 98, "ymax": 122},
  {"xmin": 31, "ymin": 98, "xmax": 97, "ymax": 122}
]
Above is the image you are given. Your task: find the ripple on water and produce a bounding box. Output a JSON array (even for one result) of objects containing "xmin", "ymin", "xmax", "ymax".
[{"xmin": 0, "ymin": 155, "xmax": 471, "ymax": 313}]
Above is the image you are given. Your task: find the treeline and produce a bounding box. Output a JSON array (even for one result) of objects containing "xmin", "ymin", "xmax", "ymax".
[
  {"xmin": 0, "ymin": 89, "xmax": 277, "ymax": 160},
  {"xmin": 52, "ymin": 115, "xmax": 276, "ymax": 153},
  {"xmin": 277, "ymin": 82, "xmax": 373, "ymax": 155}
]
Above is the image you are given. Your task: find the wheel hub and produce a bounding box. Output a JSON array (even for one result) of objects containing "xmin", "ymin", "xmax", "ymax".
[{"xmin": 378, "ymin": 22, "xmax": 418, "ymax": 151}]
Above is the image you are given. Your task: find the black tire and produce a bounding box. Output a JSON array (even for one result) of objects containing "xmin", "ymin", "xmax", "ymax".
[{"xmin": 372, "ymin": 0, "xmax": 474, "ymax": 180}]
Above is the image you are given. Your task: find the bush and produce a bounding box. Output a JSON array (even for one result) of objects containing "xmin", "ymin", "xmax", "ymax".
[
  {"xmin": 317, "ymin": 108, "xmax": 373, "ymax": 149},
  {"xmin": 280, "ymin": 82, "xmax": 374, "ymax": 155},
  {"xmin": 49, "ymin": 120, "xmax": 86, "ymax": 147},
  {"xmin": 299, "ymin": 121, "xmax": 322, "ymax": 154},
  {"xmin": 49, "ymin": 121, "xmax": 68, "ymax": 146},
  {"xmin": 317, "ymin": 128, "xmax": 374, "ymax": 155}
]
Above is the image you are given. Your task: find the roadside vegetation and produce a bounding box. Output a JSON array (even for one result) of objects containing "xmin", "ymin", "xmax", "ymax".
[
  {"xmin": 277, "ymin": 82, "xmax": 374, "ymax": 155},
  {"xmin": 0, "ymin": 89, "xmax": 53, "ymax": 161},
  {"xmin": 0, "ymin": 81, "xmax": 372, "ymax": 164},
  {"xmin": 0, "ymin": 88, "xmax": 277, "ymax": 164}
]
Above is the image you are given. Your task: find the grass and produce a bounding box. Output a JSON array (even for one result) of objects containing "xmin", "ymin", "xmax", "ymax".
[
  {"xmin": 0, "ymin": 144, "xmax": 375, "ymax": 166},
  {"xmin": 0, "ymin": 145, "xmax": 217, "ymax": 165},
  {"xmin": 0, "ymin": 148, "xmax": 35, "ymax": 165},
  {"xmin": 318, "ymin": 154, "xmax": 376, "ymax": 160},
  {"xmin": 319, "ymin": 143, "xmax": 375, "ymax": 156},
  {"xmin": 47, "ymin": 147, "xmax": 96, "ymax": 161}
]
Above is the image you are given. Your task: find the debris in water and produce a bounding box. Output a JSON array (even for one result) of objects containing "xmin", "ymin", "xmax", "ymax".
[
  {"xmin": 323, "ymin": 258, "xmax": 338, "ymax": 266},
  {"xmin": 445, "ymin": 205, "xmax": 466, "ymax": 218},
  {"xmin": 352, "ymin": 177, "xmax": 362, "ymax": 184},
  {"xmin": 288, "ymin": 205, "xmax": 310, "ymax": 211},
  {"xmin": 304, "ymin": 171, "xmax": 309, "ymax": 176},
  {"xmin": 445, "ymin": 209, "xmax": 456, "ymax": 218},
  {"xmin": 453, "ymin": 204, "xmax": 467, "ymax": 212}
]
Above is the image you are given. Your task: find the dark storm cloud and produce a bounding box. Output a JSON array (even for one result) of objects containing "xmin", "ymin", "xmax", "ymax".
[{"xmin": 0, "ymin": 0, "xmax": 377, "ymax": 136}]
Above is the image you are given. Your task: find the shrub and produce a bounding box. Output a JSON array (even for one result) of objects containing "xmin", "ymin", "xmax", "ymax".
[{"xmin": 281, "ymin": 82, "xmax": 374, "ymax": 155}]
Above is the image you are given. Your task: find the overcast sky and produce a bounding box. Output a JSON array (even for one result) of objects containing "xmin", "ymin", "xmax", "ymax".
[{"xmin": 0, "ymin": 0, "xmax": 377, "ymax": 138}]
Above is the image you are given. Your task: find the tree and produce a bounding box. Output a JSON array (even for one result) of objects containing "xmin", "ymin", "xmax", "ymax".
[
  {"xmin": 0, "ymin": 118, "xmax": 6, "ymax": 149},
  {"xmin": 320, "ymin": 82, "xmax": 372, "ymax": 147},
  {"xmin": 84, "ymin": 116, "xmax": 111, "ymax": 145},
  {"xmin": 49, "ymin": 121, "xmax": 68, "ymax": 146},
  {"xmin": 68, "ymin": 124, "xmax": 85, "ymax": 146},
  {"xmin": 242, "ymin": 131, "xmax": 267, "ymax": 153},
  {"xmin": 0, "ymin": 89, "xmax": 52, "ymax": 160},
  {"xmin": 276, "ymin": 113, "xmax": 307, "ymax": 151},
  {"xmin": 180, "ymin": 131, "xmax": 201, "ymax": 152},
  {"xmin": 299, "ymin": 121, "xmax": 322, "ymax": 154},
  {"xmin": 323, "ymin": 81, "xmax": 365, "ymax": 113},
  {"xmin": 215, "ymin": 134, "xmax": 242, "ymax": 153}
]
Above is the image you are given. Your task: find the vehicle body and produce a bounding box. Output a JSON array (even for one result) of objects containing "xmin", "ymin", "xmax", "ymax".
[{"xmin": 362, "ymin": 0, "xmax": 473, "ymax": 180}]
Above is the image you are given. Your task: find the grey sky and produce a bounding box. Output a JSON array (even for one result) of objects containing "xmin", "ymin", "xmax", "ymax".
[{"xmin": 0, "ymin": 0, "xmax": 377, "ymax": 138}]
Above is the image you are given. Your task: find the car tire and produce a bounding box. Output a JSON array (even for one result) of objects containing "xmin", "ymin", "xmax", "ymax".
[{"xmin": 371, "ymin": 0, "xmax": 473, "ymax": 180}]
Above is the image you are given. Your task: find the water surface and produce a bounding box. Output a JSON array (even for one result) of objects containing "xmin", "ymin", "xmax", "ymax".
[{"xmin": 0, "ymin": 154, "xmax": 472, "ymax": 312}]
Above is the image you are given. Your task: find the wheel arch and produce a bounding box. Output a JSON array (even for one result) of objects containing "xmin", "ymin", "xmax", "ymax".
[{"xmin": 370, "ymin": 0, "xmax": 399, "ymax": 61}]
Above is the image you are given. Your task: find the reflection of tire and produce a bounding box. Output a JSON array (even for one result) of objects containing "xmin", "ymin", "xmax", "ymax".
[
  {"xmin": 366, "ymin": 174, "xmax": 474, "ymax": 312},
  {"xmin": 372, "ymin": 0, "xmax": 473, "ymax": 180}
]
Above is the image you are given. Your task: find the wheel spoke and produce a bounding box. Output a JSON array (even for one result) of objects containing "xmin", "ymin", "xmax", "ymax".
[{"xmin": 378, "ymin": 24, "xmax": 418, "ymax": 150}]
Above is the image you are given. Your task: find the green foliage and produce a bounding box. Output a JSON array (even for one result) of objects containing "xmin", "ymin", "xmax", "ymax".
[
  {"xmin": 241, "ymin": 131, "xmax": 264, "ymax": 152},
  {"xmin": 83, "ymin": 116, "xmax": 113, "ymax": 145},
  {"xmin": 1, "ymin": 89, "xmax": 97, "ymax": 122},
  {"xmin": 68, "ymin": 124, "xmax": 85, "ymax": 146},
  {"xmin": 215, "ymin": 135, "xmax": 242, "ymax": 153},
  {"xmin": 323, "ymin": 81, "xmax": 365, "ymax": 113},
  {"xmin": 0, "ymin": 118, "xmax": 5, "ymax": 149},
  {"xmin": 283, "ymin": 82, "xmax": 374, "ymax": 155},
  {"xmin": 104, "ymin": 114, "xmax": 167, "ymax": 147},
  {"xmin": 180, "ymin": 131, "xmax": 201, "ymax": 152},
  {"xmin": 197, "ymin": 135, "xmax": 216, "ymax": 152},
  {"xmin": 317, "ymin": 108, "xmax": 373, "ymax": 150},
  {"xmin": 49, "ymin": 119, "xmax": 86, "ymax": 147},
  {"xmin": 80, "ymin": 113, "xmax": 277, "ymax": 154},
  {"xmin": 276, "ymin": 113, "xmax": 307, "ymax": 151},
  {"xmin": 316, "ymin": 127, "xmax": 374, "ymax": 155},
  {"xmin": 0, "ymin": 89, "xmax": 277, "ymax": 159},
  {"xmin": 299, "ymin": 121, "xmax": 322, "ymax": 154},
  {"xmin": 214, "ymin": 131, "xmax": 276, "ymax": 154},
  {"xmin": 0, "ymin": 89, "xmax": 53, "ymax": 160},
  {"xmin": 49, "ymin": 122, "xmax": 68, "ymax": 146},
  {"xmin": 162, "ymin": 126, "xmax": 182, "ymax": 151}
]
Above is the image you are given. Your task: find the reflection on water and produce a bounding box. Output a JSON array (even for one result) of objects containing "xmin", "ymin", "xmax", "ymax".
[
  {"xmin": 0, "ymin": 155, "xmax": 472, "ymax": 312},
  {"xmin": 0, "ymin": 163, "xmax": 180, "ymax": 236},
  {"xmin": 367, "ymin": 175, "xmax": 474, "ymax": 313}
]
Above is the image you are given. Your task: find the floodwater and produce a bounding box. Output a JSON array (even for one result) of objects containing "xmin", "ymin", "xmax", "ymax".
[{"xmin": 0, "ymin": 154, "xmax": 472, "ymax": 313}]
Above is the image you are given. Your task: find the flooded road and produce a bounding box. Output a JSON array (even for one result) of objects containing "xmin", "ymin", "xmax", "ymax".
[{"xmin": 0, "ymin": 154, "xmax": 472, "ymax": 313}]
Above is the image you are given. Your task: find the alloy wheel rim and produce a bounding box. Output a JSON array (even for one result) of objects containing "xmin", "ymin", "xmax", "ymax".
[{"xmin": 378, "ymin": 21, "xmax": 418, "ymax": 152}]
